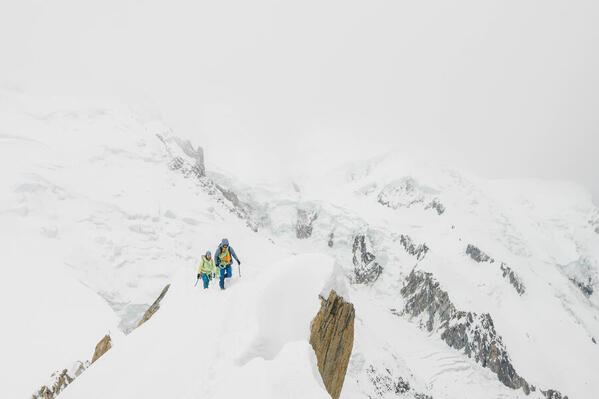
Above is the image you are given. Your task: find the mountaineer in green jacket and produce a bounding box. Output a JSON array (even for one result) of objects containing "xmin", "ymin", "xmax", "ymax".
[{"xmin": 197, "ymin": 251, "xmax": 216, "ymax": 289}]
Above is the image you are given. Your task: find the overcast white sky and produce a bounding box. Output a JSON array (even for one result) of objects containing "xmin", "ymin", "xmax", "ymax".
[{"xmin": 1, "ymin": 0, "xmax": 597, "ymax": 202}]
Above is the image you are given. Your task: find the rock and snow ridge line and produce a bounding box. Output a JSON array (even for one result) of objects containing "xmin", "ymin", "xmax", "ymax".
[
  {"xmin": 398, "ymin": 269, "xmax": 567, "ymax": 399},
  {"xmin": 5, "ymin": 93, "xmax": 596, "ymax": 399},
  {"xmin": 466, "ymin": 244, "xmax": 526, "ymax": 295},
  {"xmin": 31, "ymin": 284, "xmax": 171, "ymax": 399}
]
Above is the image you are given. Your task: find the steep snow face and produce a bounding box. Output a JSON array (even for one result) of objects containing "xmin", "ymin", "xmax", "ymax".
[{"xmin": 60, "ymin": 254, "xmax": 338, "ymax": 399}]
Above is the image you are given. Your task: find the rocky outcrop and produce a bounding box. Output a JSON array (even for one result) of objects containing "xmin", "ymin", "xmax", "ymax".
[
  {"xmin": 310, "ymin": 290, "xmax": 355, "ymax": 399},
  {"xmin": 33, "ymin": 284, "xmax": 173, "ymax": 398},
  {"xmin": 33, "ymin": 281, "xmax": 174, "ymax": 397},
  {"xmin": 377, "ymin": 178, "xmax": 424, "ymax": 209},
  {"xmin": 137, "ymin": 284, "xmax": 171, "ymax": 327},
  {"xmin": 399, "ymin": 234, "xmax": 429, "ymax": 260},
  {"xmin": 215, "ymin": 184, "xmax": 242, "ymax": 208},
  {"xmin": 32, "ymin": 362, "xmax": 87, "ymax": 399},
  {"xmin": 401, "ymin": 270, "xmax": 455, "ymax": 332},
  {"xmin": 91, "ymin": 334, "xmax": 112, "ymax": 364},
  {"xmin": 32, "ymin": 332, "xmax": 112, "ymax": 399},
  {"xmin": 590, "ymin": 216, "xmax": 599, "ymax": 234},
  {"xmin": 542, "ymin": 389, "xmax": 568, "ymax": 399},
  {"xmin": 352, "ymin": 234, "xmax": 383, "ymax": 284},
  {"xmin": 500, "ymin": 263, "xmax": 526, "ymax": 295},
  {"xmin": 158, "ymin": 134, "xmax": 205, "ymax": 178},
  {"xmin": 399, "ymin": 270, "xmax": 565, "ymax": 397},
  {"xmin": 366, "ymin": 365, "xmax": 432, "ymax": 399},
  {"xmin": 466, "ymin": 244, "xmax": 494, "ymax": 263},
  {"xmin": 562, "ymin": 257, "xmax": 596, "ymax": 298},
  {"xmin": 466, "ymin": 245, "xmax": 525, "ymax": 295},
  {"xmin": 425, "ymin": 198, "xmax": 445, "ymax": 215},
  {"xmin": 440, "ymin": 312, "xmax": 529, "ymax": 392},
  {"xmin": 328, "ymin": 232, "xmax": 335, "ymax": 247},
  {"xmin": 157, "ymin": 134, "xmax": 261, "ymax": 231},
  {"xmin": 296, "ymin": 208, "xmax": 318, "ymax": 239},
  {"xmin": 570, "ymin": 277, "xmax": 593, "ymax": 296}
]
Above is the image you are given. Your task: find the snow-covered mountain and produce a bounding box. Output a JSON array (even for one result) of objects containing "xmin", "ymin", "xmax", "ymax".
[{"xmin": 1, "ymin": 89, "xmax": 598, "ymax": 399}]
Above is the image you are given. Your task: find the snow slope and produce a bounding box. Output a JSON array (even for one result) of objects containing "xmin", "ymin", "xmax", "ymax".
[
  {"xmin": 2, "ymin": 89, "xmax": 598, "ymax": 398},
  {"xmin": 0, "ymin": 89, "xmax": 271, "ymax": 397},
  {"xmin": 60, "ymin": 254, "xmax": 336, "ymax": 399}
]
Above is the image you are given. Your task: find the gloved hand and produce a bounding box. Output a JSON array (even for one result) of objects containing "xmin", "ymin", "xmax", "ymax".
[
  {"xmin": 237, "ymin": 260, "xmax": 241, "ymax": 265},
  {"xmin": 197, "ymin": 273, "xmax": 201, "ymax": 279}
]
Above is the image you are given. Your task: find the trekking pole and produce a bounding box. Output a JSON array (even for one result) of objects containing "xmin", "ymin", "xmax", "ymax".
[
  {"xmin": 194, "ymin": 277, "xmax": 199, "ymax": 287},
  {"xmin": 238, "ymin": 263, "xmax": 241, "ymax": 278}
]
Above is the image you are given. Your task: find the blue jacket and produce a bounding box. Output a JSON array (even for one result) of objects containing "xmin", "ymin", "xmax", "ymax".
[{"xmin": 215, "ymin": 239, "xmax": 240, "ymax": 267}]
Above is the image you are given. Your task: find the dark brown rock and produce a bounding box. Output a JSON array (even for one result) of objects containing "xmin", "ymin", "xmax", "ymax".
[
  {"xmin": 137, "ymin": 284, "xmax": 170, "ymax": 327},
  {"xmin": 31, "ymin": 361, "xmax": 88, "ymax": 399},
  {"xmin": 91, "ymin": 334, "xmax": 112, "ymax": 364},
  {"xmin": 310, "ymin": 290, "xmax": 355, "ymax": 399}
]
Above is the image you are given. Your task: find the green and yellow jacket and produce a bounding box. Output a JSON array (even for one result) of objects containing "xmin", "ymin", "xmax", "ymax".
[{"xmin": 197, "ymin": 255, "xmax": 216, "ymax": 275}]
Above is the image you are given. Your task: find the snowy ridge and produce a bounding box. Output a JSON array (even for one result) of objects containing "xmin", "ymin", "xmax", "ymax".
[
  {"xmin": 59, "ymin": 254, "xmax": 337, "ymax": 399},
  {"xmin": 2, "ymin": 91, "xmax": 598, "ymax": 398}
]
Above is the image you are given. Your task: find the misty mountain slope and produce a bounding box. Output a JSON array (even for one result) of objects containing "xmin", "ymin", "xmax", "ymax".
[
  {"xmin": 212, "ymin": 154, "xmax": 599, "ymax": 398},
  {"xmin": 0, "ymin": 91, "xmax": 273, "ymax": 397},
  {"xmin": 2, "ymin": 91, "xmax": 598, "ymax": 398},
  {"xmin": 0, "ymin": 90, "xmax": 261, "ymax": 330}
]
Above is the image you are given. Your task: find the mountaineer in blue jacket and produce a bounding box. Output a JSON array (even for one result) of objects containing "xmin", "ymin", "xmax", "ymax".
[{"xmin": 215, "ymin": 238, "xmax": 240, "ymax": 290}]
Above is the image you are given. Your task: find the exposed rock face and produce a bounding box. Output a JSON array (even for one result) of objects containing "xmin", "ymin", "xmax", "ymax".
[
  {"xmin": 570, "ymin": 278, "xmax": 593, "ymax": 296},
  {"xmin": 32, "ymin": 362, "xmax": 87, "ymax": 399},
  {"xmin": 467, "ymin": 245, "xmax": 525, "ymax": 295},
  {"xmin": 399, "ymin": 234, "xmax": 429, "ymax": 260},
  {"xmin": 377, "ymin": 177, "xmax": 424, "ymax": 209},
  {"xmin": 440, "ymin": 312, "xmax": 529, "ymax": 392},
  {"xmin": 33, "ymin": 283, "xmax": 175, "ymax": 397},
  {"xmin": 466, "ymin": 244, "xmax": 494, "ymax": 263},
  {"xmin": 310, "ymin": 290, "xmax": 355, "ymax": 399},
  {"xmin": 562, "ymin": 257, "xmax": 596, "ymax": 298},
  {"xmin": 366, "ymin": 365, "xmax": 410, "ymax": 396},
  {"xmin": 425, "ymin": 198, "xmax": 445, "ymax": 215},
  {"xmin": 157, "ymin": 134, "xmax": 261, "ymax": 231},
  {"xmin": 500, "ymin": 263, "xmax": 526, "ymax": 295},
  {"xmin": 215, "ymin": 184, "xmax": 242, "ymax": 208},
  {"xmin": 399, "ymin": 270, "xmax": 566, "ymax": 397},
  {"xmin": 366, "ymin": 365, "xmax": 432, "ymax": 398},
  {"xmin": 171, "ymin": 137, "xmax": 206, "ymax": 177},
  {"xmin": 91, "ymin": 334, "xmax": 112, "ymax": 364},
  {"xmin": 542, "ymin": 389, "xmax": 569, "ymax": 399},
  {"xmin": 33, "ymin": 283, "xmax": 174, "ymax": 397},
  {"xmin": 590, "ymin": 216, "xmax": 599, "ymax": 234},
  {"xmin": 401, "ymin": 270, "xmax": 455, "ymax": 332},
  {"xmin": 352, "ymin": 234, "xmax": 383, "ymax": 284},
  {"xmin": 296, "ymin": 208, "xmax": 318, "ymax": 239},
  {"xmin": 137, "ymin": 284, "xmax": 171, "ymax": 327}
]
